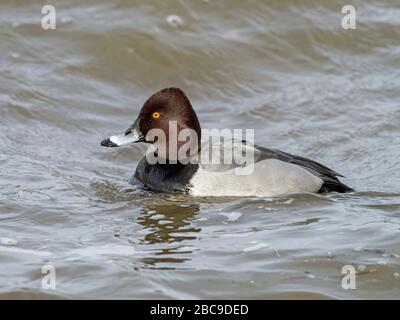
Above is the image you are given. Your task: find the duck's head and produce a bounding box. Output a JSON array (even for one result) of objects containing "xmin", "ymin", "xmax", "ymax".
[{"xmin": 101, "ymin": 88, "xmax": 201, "ymax": 161}]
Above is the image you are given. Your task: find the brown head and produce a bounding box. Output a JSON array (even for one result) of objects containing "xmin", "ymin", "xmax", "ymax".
[{"xmin": 101, "ymin": 88, "xmax": 201, "ymax": 162}]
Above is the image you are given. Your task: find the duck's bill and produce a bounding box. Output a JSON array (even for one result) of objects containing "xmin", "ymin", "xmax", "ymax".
[{"xmin": 101, "ymin": 129, "xmax": 144, "ymax": 147}]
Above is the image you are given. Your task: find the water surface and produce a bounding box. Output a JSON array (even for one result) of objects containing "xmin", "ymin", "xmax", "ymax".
[{"xmin": 1, "ymin": 0, "xmax": 400, "ymax": 299}]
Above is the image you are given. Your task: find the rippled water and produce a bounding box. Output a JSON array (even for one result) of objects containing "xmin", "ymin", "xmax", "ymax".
[{"xmin": 1, "ymin": 0, "xmax": 400, "ymax": 299}]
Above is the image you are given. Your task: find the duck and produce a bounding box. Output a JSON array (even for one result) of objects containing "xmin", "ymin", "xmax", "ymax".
[{"xmin": 101, "ymin": 87, "xmax": 353, "ymax": 197}]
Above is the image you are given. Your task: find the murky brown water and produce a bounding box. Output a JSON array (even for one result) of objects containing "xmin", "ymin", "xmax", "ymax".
[{"xmin": 1, "ymin": 0, "xmax": 400, "ymax": 299}]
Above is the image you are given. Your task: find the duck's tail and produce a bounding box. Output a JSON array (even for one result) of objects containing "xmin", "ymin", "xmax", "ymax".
[{"xmin": 318, "ymin": 180, "xmax": 354, "ymax": 194}]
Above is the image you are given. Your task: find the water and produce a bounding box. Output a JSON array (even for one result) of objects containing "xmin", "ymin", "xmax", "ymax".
[{"xmin": 1, "ymin": 0, "xmax": 400, "ymax": 299}]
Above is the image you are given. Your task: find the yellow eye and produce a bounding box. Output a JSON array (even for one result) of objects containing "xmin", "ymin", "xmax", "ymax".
[{"xmin": 152, "ymin": 112, "xmax": 160, "ymax": 119}]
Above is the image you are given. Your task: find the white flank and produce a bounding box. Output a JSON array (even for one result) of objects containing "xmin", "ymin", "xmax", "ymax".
[{"xmin": 189, "ymin": 159, "xmax": 323, "ymax": 197}]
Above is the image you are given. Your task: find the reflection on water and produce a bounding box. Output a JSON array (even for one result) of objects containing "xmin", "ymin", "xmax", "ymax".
[
  {"xmin": 137, "ymin": 203, "xmax": 200, "ymax": 245},
  {"xmin": 136, "ymin": 202, "xmax": 201, "ymax": 268},
  {"xmin": 93, "ymin": 179, "xmax": 201, "ymax": 267}
]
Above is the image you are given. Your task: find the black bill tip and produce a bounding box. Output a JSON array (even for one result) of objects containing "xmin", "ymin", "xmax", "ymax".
[{"xmin": 101, "ymin": 138, "xmax": 118, "ymax": 147}]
